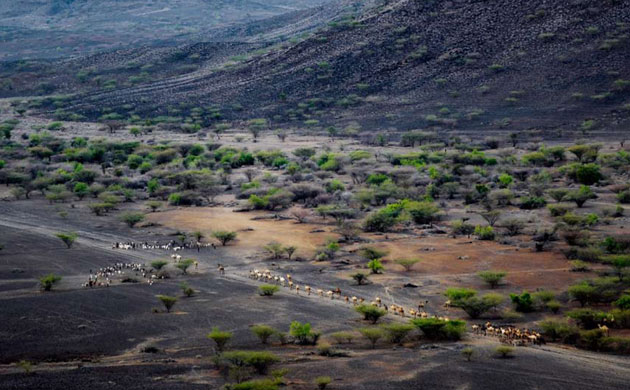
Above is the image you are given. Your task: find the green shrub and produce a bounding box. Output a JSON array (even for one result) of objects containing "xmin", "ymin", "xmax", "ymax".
[
  {"xmin": 120, "ymin": 212, "xmax": 145, "ymax": 227},
  {"xmin": 151, "ymin": 260, "xmax": 168, "ymax": 270},
  {"xmin": 495, "ymin": 346, "xmax": 514, "ymax": 358},
  {"xmin": 520, "ymin": 196, "xmax": 547, "ymax": 210},
  {"xmin": 221, "ymin": 351, "xmax": 280, "ymax": 375},
  {"xmin": 574, "ymin": 164, "xmax": 604, "ymax": 185},
  {"xmin": 39, "ymin": 273, "xmax": 62, "ymax": 291},
  {"xmin": 212, "ymin": 230, "xmax": 237, "ymax": 246},
  {"xmin": 329, "ymin": 331, "xmax": 355, "ymax": 344},
  {"xmin": 411, "ymin": 318, "xmax": 466, "ymax": 340},
  {"xmin": 394, "ymin": 258, "xmax": 421, "ymax": 272},
  {"xmin": 474, "ymin": 225, "xmax": 495, "ymax": 240},
  {"xmin": 325, "ymin": 179, "xmax": 345, "ymax": 193},
  {"xmin": 451, "ymin": 220, "xmax": 475, "ymax": 236},
  {"xmin": 381, "ymin": 323, "xmax": 415, "ymax": 344},
  {"xmin": 570, "ymin": 260, "xmax": 591, "ymax": 272},
  {"xmin": 315, "ymin": 376, "xmax": 332, "ymax": 390},
  {"xmin": 175, "ymin": 258, "xmax": 194, "ymax": 274},
  {"xmin": 180, "ymin": 282, "xmax": 195, "ymax": 297},
  {"xmin": 579, "ymin": 329, "xmax": 608, "ymax": 351},
  {"xmin": 445, "ymin": 287, "xmax": 477, "ymax": 301},
  {"xmin": 366, "ymin": 173, "xmax": 389, "ymax": 186},
  {"xmin": 546, "ymin": 300, "xmax": 562, "ymax": 314},
  {"xmin": 458, "ymin": 294, "xmax": 504, "ymax": 319},
  {"xmin": 207, "ymin": 327, "xmax": 233, "ymax": 352},
  {"xmin": 258, "ymin": 284, "xmax": 280, "ymax": 296},
  {"xmin": 568, "ymin": 283, "xmax": 597, "ymax": 307},
  {"xmin": 603, "ymin": 255, "xmax": 630, "ymax": 281},
  {"xmin": 510, "ymin": 292, "xmax": 534, "ymax": 312},
  {"xmin": 355, "ymin": 304, "xmax": 387, "ymax": 324},
  {"xmin": 251, "ymin": 325, "xmax": 276, "ymax": 344},
  {"xmin": 566, "ymin": 185, "xmax": 595, "ymax": 208},
  {"xmin": 231, "ymin": 379, "xmax": 278, "ymax": 390},
  {"xmin": 364, "ymin": 210, "xmax": 398, "ymax": 232},
  {"xmin": 614, "ymin": 295, "xmax": 630, "ymax": 310},
  {"xmin": 352, "ymin": 272, "xmax": 369, "ymax": 285},
  {"xmin": 601, "ymin": 236, "xmax": 630, "ymax": 254},
  {"xmin": 367, "ymin": 259, "xmax": 384, "ymax": 274},
  {"xmin": 539, "ymin": 319, "xmax": 580, "ymax": 343},
  {"xmin": 73, "ymin": 182, "xmax": 89, "ymax": 199},
  {"xmin": 478, "ymin": 270, "xmax": 507, "ymax": 288},
  {"xmin": 55, "ymin": 232, "xmax": 78, "ymax": 248},
  {"xmin": 358, "ymin": 327, "xmax": 385, "ymax": 348},
  {"xmin": 156, "ymin": 295, "xmax": 177, "ymax": 313},
  {"xmin": 360, "ymin": 247, "xmax": 388, "ymax": 261},
  {"xmin": 168, "ymin": 193, "xmax": 182, "ymax": 205},
  {"xmin": 290, "ymin": 321, "xmax": 320, "ymax": 345},
  {"xmin": 406, "ymin": 201, "xmax": 440, "ymax": 224},
  {"xmin": 567, "ymin": 308, "xmax": 611, "ymax": 329}
]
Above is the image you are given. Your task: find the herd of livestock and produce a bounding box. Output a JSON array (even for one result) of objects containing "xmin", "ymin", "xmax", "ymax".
[
  {"xmin": 102, "ymin": 243, "xmax": 548, "ymax": 346},
  {"xmin": 83, "ymin": 262, "xmax": 153, "ymax": 287},
  {"xmin": 111, "ymin": 241, "xmax": 216, "ymax": 251},
  {"xmin": 248, "ymin": 268, "xmax": 546, "ymax": 346}
]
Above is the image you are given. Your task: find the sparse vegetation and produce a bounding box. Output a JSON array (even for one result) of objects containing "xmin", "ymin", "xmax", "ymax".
[
  {"xmin": 207, "ymin": 327, "xmax": 233, "ymax": 353},
  {"xmin": 259, "ymin": 284, "xmax": 280, "ymax": 296},
  {"xmin": 55, "ymin": 232, "xmax": 77, "ymax": 248},
  {"xmin": 39, "ymin": 274, "xmax": 62, "ymax": 291},
  {"xmin": 156, "ymin": 294, "xmax": 177, "ymax": 313}
]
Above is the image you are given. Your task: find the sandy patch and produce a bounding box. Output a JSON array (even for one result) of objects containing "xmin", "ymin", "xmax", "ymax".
[{"xmin": 147, "ymin": 207, "xmax": 338, "ymax": 254}]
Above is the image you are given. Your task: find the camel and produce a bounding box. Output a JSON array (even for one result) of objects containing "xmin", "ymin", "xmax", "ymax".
[{"xmin": 598, "ymin": 324, "xmax": 610, "ymax": 336}]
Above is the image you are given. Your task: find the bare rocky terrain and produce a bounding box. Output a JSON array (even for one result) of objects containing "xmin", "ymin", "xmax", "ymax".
[
  {"xmin": 0, "ymin": 0, "xmax": 335, "ymax": 60},
  {"xmin": 2, "ymin": 0, "xmax": 627, "ymax": 137}
]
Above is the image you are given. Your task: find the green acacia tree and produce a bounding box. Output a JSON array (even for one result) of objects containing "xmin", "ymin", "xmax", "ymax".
[
  {"xmin": 251, "ymin": 325, "xmax": 276, "ymax": 344},
  {"xmin": 395, "ymin": 258, "xmax": 421, "ymax": 272},
  {"xmin": 156, "ymin": 295, "xmax": 177, "ymax": 313},
  {"xmin": 207, "ymin": 327, "xmax": 233, "ymax": 352},
  {"xmin": 212, "ymin": 230, "xmax": 237, "ymax": 246},
  {"xmin": 55, "ymin": 232, "xmax": 77, "ymax": 249},
  {"xmin": 355, "ymin": 304, "xmax": 387, "ymax": 324},
  {"xmin": 367, "ymin": 259, "xmax": 384, "ymax": 274},
  {"xmin": 40, "ymin": 274, "xmax": 62, "ymax": 291},
  {"xmin": 478, "ymin": 270, "xmax": 507, "ymax": 288},
  {"xmin": 358, "ymin": 327, "xmax": 384, "ymax": 348},
  {"xmin": 151, "ymin": 260, "xmax": 168, "ymax": 270},
  {"xmin": 120, "ymin": 212, "xmax": 145, "ymax": 228},
  {"xmin": 175, "ymin": 259, "xmax": 195, "ymax": 274}
]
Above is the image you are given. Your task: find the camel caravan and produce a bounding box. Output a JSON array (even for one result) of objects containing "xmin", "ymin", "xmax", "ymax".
[
  {"xmin": 472, "ymin": 322, "xmax": 545, "ymax": 346},
  {"xmin": 249, "ymin": 268, "xmax": 549, "ymax": 346},
  {"xmin": 111, "ymin": 240, "xmax": 217, "ymax": 252},
  {"xmin": 248, "ymin": 269, "xmax": 451, "ymax": 321}
]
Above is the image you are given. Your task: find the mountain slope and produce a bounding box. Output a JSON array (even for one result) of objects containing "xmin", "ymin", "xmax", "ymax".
[
  {"xmin": 16, "ymin": 0, "xmax": 630, "ymax": 138},
  {"xmin": 0, "ymin": 0, "xmax": 331, "ymax": 60}
]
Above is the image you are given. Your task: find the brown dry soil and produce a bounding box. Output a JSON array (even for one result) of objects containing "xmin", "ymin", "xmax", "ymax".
[{"xmin": 1, "ymin": 200, "xmax": 630, "ymax": 389}]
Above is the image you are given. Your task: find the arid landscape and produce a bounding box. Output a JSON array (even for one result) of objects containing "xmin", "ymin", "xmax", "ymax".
[{"xmin": 1, "ymin": 1, "xmax": 630, "ymax": 390}]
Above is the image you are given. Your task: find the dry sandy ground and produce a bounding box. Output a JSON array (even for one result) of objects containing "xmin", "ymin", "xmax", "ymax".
[
  {"xmin": 147, "ymin": 206, "xmax": 586, "ymax": 292},
  {"xmin": 147, "ymin": 206, "xmax": 338, "ymax": 253}
]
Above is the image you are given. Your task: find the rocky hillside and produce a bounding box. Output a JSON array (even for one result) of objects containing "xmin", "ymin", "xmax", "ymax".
[
  {"xmin": 0, "ymin": 0, "xmax": 331, "ymax": 60},
  {"xmin": 13, "ymin": 0, "xmax": 630, "ymax": 138}
]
